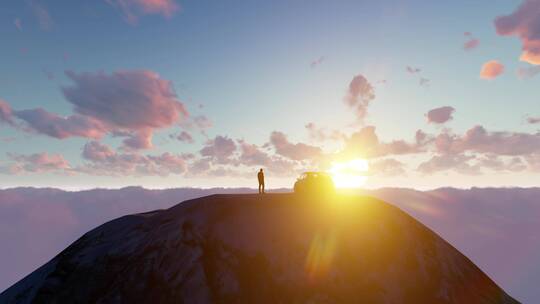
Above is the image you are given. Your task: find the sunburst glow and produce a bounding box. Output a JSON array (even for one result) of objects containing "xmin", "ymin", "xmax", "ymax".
[{"xmin": 329, "ymin": 159, "xmax": 369, "ymax": 188}]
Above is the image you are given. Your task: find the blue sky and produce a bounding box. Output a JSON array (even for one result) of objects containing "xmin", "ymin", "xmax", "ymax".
[{"xmin": 1, "ymin": 0, "xmax": 539, "ymax": 189}]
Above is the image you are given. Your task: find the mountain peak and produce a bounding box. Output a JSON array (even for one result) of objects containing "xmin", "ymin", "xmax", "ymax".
[{"xmin": 0, "ymin": 194, "xmax": 518, "ymax": 303}]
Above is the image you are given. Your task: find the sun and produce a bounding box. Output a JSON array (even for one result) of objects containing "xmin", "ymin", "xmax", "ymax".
[{"xmin": 329, "ymin": 159, "xmax": 369, "ymax": 188}]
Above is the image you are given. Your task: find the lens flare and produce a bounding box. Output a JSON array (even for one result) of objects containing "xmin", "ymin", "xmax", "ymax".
[
  {"xmin": 329, "ymin": 159, "xmax": 369, "ymax": 188},
  {"xmin": 305, "ymin": 230, "xmax": 337, "ymax": 281}
]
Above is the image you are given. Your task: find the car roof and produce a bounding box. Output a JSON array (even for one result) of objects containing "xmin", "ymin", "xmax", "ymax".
[{"xmin": 302, "ymin": 171, "xmax": 330, "ymax": 176}]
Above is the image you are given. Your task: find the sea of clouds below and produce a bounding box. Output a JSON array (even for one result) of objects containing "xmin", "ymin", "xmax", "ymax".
[{"xmin": 0, "ymin": 187, "xmax": 538, "ymax": 303}]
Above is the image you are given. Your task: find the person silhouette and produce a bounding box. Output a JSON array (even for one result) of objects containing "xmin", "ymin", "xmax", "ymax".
[{"xmin": 258, "ymin": 168, "xmax": 265, "ymax": 194}]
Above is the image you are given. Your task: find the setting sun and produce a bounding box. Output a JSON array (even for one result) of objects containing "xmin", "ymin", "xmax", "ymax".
[{"xmin": 329, "ymin": 159, "xmax": 369, "ymax": 188}]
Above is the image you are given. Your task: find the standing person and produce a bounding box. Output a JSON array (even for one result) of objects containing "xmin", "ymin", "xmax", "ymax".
[{"xmin": 258, "ymin": 168, "xmax": 265, "ymax": 194}]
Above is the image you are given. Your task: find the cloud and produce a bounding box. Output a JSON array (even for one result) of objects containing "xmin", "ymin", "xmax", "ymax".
[
  {"xmin": 419, "ymin": 78, "xmax": 430, "ymax": 87},
  {"xmin": 418, "ymin": 154, "xmax": 479, "ymax": 175},
  {"xmin": 29, "ymin": 1, "xmax": 53, "ymax": 30},
  {"xmin": 200, "ymin": 136, "xmax": 237, "ymax": 163},
  {"xmin": 14, "ymin": 18, "xmax": 22, "ymax": 31},
  {"xmin": 406, "ymin": 66, "xmax": 430, "ymax": 87},
  {"xmin": 477, "ymin": 154, "xmax": 527, "ymax": 172},
  {"xmin": 2, "ymin": 153, "xmax": 70, "ymax": 174},
  {"xmin": 237, "ymin": 140, "xmax": 272, "ymax": 166},
  {"xmin": 180, "ymin": 115, "xmax": 212, "ymax": 131},
  {"xmin": 344, "ymin": 75, "xmax": 375, "ymax": 122},
  {"xmin": 106, "ymin": 0, "xmax": 180, "ymax": 24},
  {"xmin": 517, "ymin": 65, "xmax": 540, "ymax": 78},
  {"xmin": 269, "ymin": 131, "xmax": 322, "ymax": 161},
  {"xmin": 369, "ymin": 158, "xmax": 406, "ymax": 177},
  {"xmin": 13, "ymin": 108, "xmax": 107, "ymax": 139},
  {"xmin": 480, "ymin": 60, "xmax": 505, "ymax": 79},
  {"xmin": 526, "ymin": 153, "xmax": 540, "ymax": 171},
  {"xmin": 0, "ymin": 99, "xmax": 16, "ymax": 126},
  {"xmin": 406, "ymin": 66, "xmax": 421, "ymax": 74},
  {"xmin": 464, "ymin": 38, "xmax": 480, "ymax": 50},
  {"xmin": 173, "ymin": 131, "xmax": 194, "ymax": 143},
  {"xmin": 82, "ymin": 141, "xmax": 115, "ymax": 161},
  {"xmin": 527, "ymin": 116, "xmax": 540, "ymax": 124},
  {"xmin": 122, "ymin": 128, "xmax": 153, "ymax": 149},
  {"xmin": 342, "ymin": 126, "xmax": 423, "ymax": 159},
  {"xmin": 42, "ymin": 69, "xmax": 54, "ymax": 80},
  {"xmin": 434, "ymin": 125, "xmax": 540, "ymax": 156},
  {"xmin": 310, "ymin": 56, "xmax": 325, "ymax": 68},
  {"xmin": 2, "ymin": 70, "xmax": 190, "ymax": 150},
  {"xmin": 415, "ymin": 129, "xmax": 431, "ymax": 146},
  {"xmin": 305, "ymin": 123, "xmax": 344, "ymax": 142},
  {"xmin": 463, "ymin": 32, "xmax": 480, "ymax": 50},
  {"xmin": 63, "ymin": 70, "xmax": 187, "ymax": 130},
  {"xmin": 62, "ymin": 70, "xmax": 188, "ymax": 149},
  {"xmin": 417, "ymin": 152, "xmax": 528, "ymax": 175},
  {"xmin": 495, "ymin": 0, "xmax": 540, "ymax": 65},
  {"xmin": 80, "ymin": 141, "xmax": 189, "ymax": 176},
  {"xmin": 426, "ymin": 106, "xmax": 455, "ymax": 124}
]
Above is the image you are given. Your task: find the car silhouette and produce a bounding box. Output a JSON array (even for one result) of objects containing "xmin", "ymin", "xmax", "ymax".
[{"xmin": 293, "ymin": 171, "xmax": 335, "ymax": 195}]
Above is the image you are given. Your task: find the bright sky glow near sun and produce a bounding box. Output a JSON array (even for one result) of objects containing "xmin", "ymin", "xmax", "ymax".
[{"xmin": 1, "ymin": 0, "xmax": 540, "ymax": 190}]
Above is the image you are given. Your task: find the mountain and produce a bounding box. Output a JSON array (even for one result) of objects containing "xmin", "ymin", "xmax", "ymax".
[{"xmin": 0, "ymin": 194, "xmax": 518, "ymax": 303}]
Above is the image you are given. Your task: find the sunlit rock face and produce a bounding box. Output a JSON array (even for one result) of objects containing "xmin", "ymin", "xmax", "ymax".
[{"xmin": 0, "ymin": 194, "xmax": 518, "ymax": 303}]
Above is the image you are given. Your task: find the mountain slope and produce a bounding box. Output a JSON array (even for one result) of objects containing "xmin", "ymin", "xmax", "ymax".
[{"xmin": 0, "ymin": 194, "xmax": 519, "ymax": 303}]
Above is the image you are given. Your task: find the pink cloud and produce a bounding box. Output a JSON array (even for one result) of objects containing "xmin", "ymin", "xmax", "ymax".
[
  {"xmin": 406, "ymin": 66, "xmax": 421, "ymax": 74},
  {"xmin": 121, "ymin": 128, "xmax": 153, "ymax": 150},
  {"xmin": 369, "ymin": 158, "xmax": 406, "ymax": 176},
  {"xmin": 2, "ymin": 70, "xmax": 190, "ymax": 150},
  {"xmin": 415, "ymin": 129, "xmax": 430, "ymax": 146},
  {"xmin": 463, "ymin": 32, "xmax": 479, "ymax": 50},
  {"xmin": 237, "ymin": 140, "xmax": 272, "ymax": 166},
  {"xmin": 517, "ymin": 65, "xmax": 540, "ymax": 78},
  {"xmin": 200, "ymin": 136, "xmax": 237, "ymax": 163},
  {"xmin": 62, "ymin": 70, "xmax": 188, "ymax": 149},
  {"xmin": 13, "ymin": 108, "xmax": 107, "ymax": 139},
  {"xmin": 438, "ymin": 125, "xmax": 540, "ymax": 156},
  {"xmin": 269, "ymin": 131, "xmax": 322, "ymax": 161},
  {"xmin": 419, "ymin": 78, "xmax": 430, "ymax": 87},
  {"xmin": 527, "ymin": 116, "xmax": 540, "ymax": 124},
  {"xmin": 0, "ymin": 99, "xmax": 16, "ymax": 126},
  {"xmin": 82, "ymin": 141, "xmax": 115, "ymax": 161},
  {"xmin": 14, "ymin": 18, "xmax": 22, "ymax": 31},
  {"xmin": 63, "ymin": 70, "xmax": 187, "ymax": 131},
  {"xmin": 173, "ymin": 131, "xmax": 194, "ymax": 143},
  {"xmin": 310, "ymin": 56, "xmax": 325, "ymax": 68},
  {"xmin": 305, "ymin": 123, "xmax": 344, "ymax": 142},
  {"xmin": 426, "ymin": 106, "xmax": 455, "ymax": 124},
  {"xmin": 80, "ymin": 141, "xmax": 189, "ymax": 176},
  {"xmin": 106, "ymin": 0, "xmax": 180, "ymax": 24},
  {"xmin": 464, "ymin": 38, "xmax": 480, "ymax": 50},
  {"xmin": 495, "ymin": 0, "xmax": 540, "ymax": 65},
  {"xmin": 418, "ymin": 154, "xmax": 479, "ymax": 175},
  {"xmin": 344, "ymin": 75, "xmax": 375, "ymax": 122},
  {"xmin": 342, "ymin": 126, "xmax": 423, "ymax": 159},
  {"xmin": 3, "ymin": 153, "xmax": 70, "ymax": 174},
  {"xmin": 460, "ymin": 125, "xmax": 540, "ymax": 155},
  {"xmin": 480, "ymin": 60, "xmax": 505, "ymax": 79},
  {"xmin": 236, "ymin": 140, "xmax": 297, "ymax": 175},
  {"xmin": 29, "ymin": 1, "xmax": 53, "ymax": 30}
]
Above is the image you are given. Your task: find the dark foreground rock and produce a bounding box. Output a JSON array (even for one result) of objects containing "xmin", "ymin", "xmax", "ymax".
[{"xmin": 0, "ymin": 194, "xmax": 519, "ymax": 303}]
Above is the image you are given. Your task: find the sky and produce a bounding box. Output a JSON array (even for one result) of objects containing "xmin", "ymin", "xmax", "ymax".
[{"xmin": 1, "ymin": 0, "xmax": 539, "ymax": 190}]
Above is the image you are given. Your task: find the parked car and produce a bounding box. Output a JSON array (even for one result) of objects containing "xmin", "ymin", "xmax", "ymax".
[{"xmin": 293, "ymin": 172, "xmax": 335, "ymax": 195}]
